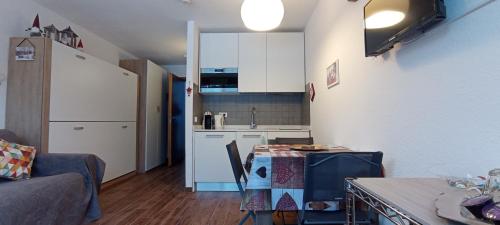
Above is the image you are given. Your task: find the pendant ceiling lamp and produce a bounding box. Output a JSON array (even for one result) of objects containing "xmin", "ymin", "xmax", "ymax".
[
  {"xmin": 241, "ymin": 0, "xmax": 284, "ymax": 31},
  {"xmin": 365, "ymin": 0, "xmax": 409, "ymax": 29}
]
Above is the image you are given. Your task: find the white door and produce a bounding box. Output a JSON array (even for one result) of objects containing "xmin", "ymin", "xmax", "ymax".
[
  {"xmin": 48, "ymin": 122, "xmax": 136, "ymax": 182},
  {"xmin": 238, "ymin": 33, "xmax": 267, "ymax": 93},
  {"xmin": 194, "ymin": 132, "xmax": 236, "ymax": 182},
  {"xmin": 144, "ymin": 61, "xmax": 165, "ymax": 171},
  {"xmin": 266, "ymin": 33, "xmax": 305, "ymax": 93},
  {"xmin": 199, "ymin": 33, "xmax": 239, "ymax": 68},
  {"xmin": 236, "ymin": 132, "xmax": 267, "ymax": 165}
]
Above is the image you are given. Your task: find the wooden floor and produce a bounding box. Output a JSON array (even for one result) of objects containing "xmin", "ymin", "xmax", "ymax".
[{"xmin": 90, "ymin": 162, "xmax": 254, "ymax": 225}]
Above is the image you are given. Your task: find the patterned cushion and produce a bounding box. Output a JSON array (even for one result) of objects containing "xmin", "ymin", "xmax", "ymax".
[{"xmin": 0, "ymin": 139, "xmax": 37, "ymax": 180}]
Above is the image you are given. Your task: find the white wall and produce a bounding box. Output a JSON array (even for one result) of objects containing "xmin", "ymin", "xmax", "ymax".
[
  {"xmin": 185, "ymin": 21, "xmax": 199, "ymax": 188},
  {"xmin": 163, "ymin": 64, "xmax": 187, "ymax": 77},
  {"xmin": 305, "ymin": 0, "xmax": 500, "ymax": 178},
  {"xmin": 0, "ymin": 0, "xmax": 137, "ymax": 128}
]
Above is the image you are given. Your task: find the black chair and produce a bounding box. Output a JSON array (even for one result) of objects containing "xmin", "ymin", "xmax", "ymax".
[
  {"xmin": 226, "ymin": 141, "xmax": 256, "ymax": 225},
  {"xmin": 299, "ymin": 152, "xmax": 383, "ymax": 225},
  {"xmin": 274, "ymin": 137, "xmax": 314, "ymax": 145}
]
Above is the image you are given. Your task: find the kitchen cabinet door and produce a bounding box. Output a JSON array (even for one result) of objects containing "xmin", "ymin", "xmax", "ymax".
[
  {"xmin": 267, "ymin": 131, "xmax": 310, "ymax": 140},
  {"xmin": 199, "ymin": 33, "xmax": 238, "ymax": 69},
  {"xmin": 49, "ymin": 42, "xmax": 101, "ymax": 121},
  {"xmin": 48, "ymin": 122, "xmax": 136, "ymax": 182},
  {"xmin": 194, "ymin": 132, "xmax": 237, "ymax": 182},
  {"xmin": 50, "ymin": 42, "xmax": 137, "ymax": 122},
  {"xmin": 238, "ymin": 33, "xmax": 267, "ymax": 93},
  {"xmin": 236, "ymin": 132, "xmax": 267, "ymax": 165},
  {"xmin": 266, "ymin": 33, "xmax": 305, "ymax": 93},
  {"xmin": 113, "ymin": 67, "xmax": 138, "ymax": 122}
]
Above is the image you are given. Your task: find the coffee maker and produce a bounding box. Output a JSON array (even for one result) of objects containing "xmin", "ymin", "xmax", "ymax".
[{"xmin": 203, "ymin": 112, "xmax": 214, "ymax": 129}]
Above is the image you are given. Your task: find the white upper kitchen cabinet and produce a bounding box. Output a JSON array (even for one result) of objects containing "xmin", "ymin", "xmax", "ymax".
[
  {"xmin": 266, "ymin": 32, "xmax": 305, "ymax": 93},
  {"xmin": 238, "ymin": 33, "xmax": 267, "ymax": 93},
  {"xmin": 200, "ymin": 33, "xmax": 238, "ymax": 68}
]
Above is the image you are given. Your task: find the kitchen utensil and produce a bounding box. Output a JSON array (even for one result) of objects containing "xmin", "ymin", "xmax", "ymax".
[
  {"xmin": 203, "ymin": 112, "xmax": 213, "ymax": 129},
  {"xmin": 214, "ymin": 114, "xmax": 224, "ymax": 129}
]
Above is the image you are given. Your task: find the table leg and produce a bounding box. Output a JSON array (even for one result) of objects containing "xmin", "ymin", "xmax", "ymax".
[
  {"xmin": 346, "ymin": 191, "xmax": 356, "ymax": 225},
  {"xmin": 255, "ymin": 211, "xmax": 273, "ymax": 225}
]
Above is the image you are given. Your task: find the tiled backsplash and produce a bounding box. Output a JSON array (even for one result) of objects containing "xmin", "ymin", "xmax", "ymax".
[{"xmin": 202, "ymin": 94, "xmax": 310, "ymax": 125}]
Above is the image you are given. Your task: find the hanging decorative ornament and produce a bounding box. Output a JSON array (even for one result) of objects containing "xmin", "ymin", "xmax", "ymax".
[
  {"xmin": 241, "ymin": 0, "xmax": 284, "ymax": 31},
  {"xmin": 309, "ymin": 83, "xmax": 315, "ymax": 102},
  {"xmin": 186, "ymin": 82, "xmax": 193, "ymax": 96},
  {"xmin": 26, "ymin": 14, "xmax": 42, "ymax": 37}
]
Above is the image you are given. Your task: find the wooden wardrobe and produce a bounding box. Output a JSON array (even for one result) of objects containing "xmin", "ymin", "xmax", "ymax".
[
  {"xmin": 6, "ymin": 37, "xmax": 138, "ymax": 182},
  {"xmin": 119, "ymin": 59, "xmax": 166, "ymax": 173}
]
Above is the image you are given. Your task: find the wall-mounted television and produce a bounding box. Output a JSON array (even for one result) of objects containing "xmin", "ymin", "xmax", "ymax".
[{"xmin": 364, "ymin": 0, "xmax": 446, "ymax": 57}]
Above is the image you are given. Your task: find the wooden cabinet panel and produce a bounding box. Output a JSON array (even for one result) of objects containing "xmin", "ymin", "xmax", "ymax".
[
  {"xmin": 238, "ymin": 33, "xmax": 267, "ymax": 93},
  {"xmin": 266, "ymin": 33, "xmax": 305, "ymax": 92},
  {"xmin": 48, "ymin": 122, "xmax": 136, "ymax": 182},
  {"xmin": 200, "ymin": 33, "xmax": 238, "ymax": 68},
  {"xmin": 194, "ymin": 132, "xmax": 236, "ymax": 182}
]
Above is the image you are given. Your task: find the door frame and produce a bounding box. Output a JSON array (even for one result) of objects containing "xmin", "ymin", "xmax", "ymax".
[{"xmin": 167, "ymin": 73, "xmax": 186, "ymax": 167}]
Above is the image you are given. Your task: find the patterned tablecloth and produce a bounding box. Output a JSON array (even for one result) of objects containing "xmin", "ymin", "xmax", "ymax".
[{"xmin": 241, "ymin": 144, "xmax": 351, "ymax": 212}]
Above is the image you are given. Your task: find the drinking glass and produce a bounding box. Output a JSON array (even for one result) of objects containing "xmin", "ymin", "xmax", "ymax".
[{"xmin": 486, "ymin": 168, "xmax": 500, "ymax": 195}]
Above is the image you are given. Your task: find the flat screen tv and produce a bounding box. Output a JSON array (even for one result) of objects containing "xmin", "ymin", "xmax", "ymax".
[{"xmin": 364, "ymin": 0, "xmax": 446, "ymax": 57}]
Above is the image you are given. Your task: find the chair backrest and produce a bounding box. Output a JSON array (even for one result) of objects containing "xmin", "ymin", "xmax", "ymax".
[
  {"xmin": 275, "ymin": 137, "xmax": 314, "ymax": 145},
  {"xmin": 303, "ymin": 152, "xmax": 383, "ymax": 204},
  {"xmin": 226, "ymin": 140, "xmax": 248, "ymax": 197}
]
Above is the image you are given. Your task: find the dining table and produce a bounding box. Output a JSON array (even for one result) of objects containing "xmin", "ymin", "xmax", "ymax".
[{"xmin": 241, "ymin": 144, "xmax": 352, "ymax": 225}]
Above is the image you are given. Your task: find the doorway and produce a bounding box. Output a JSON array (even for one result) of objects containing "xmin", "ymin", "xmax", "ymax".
[{"xmin": 167, "ymin": 73, "xmax": 186, "ymax": 166}]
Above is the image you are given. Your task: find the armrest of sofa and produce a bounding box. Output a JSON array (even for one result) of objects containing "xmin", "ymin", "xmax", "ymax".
[
  {"xmin": 32, "ymin": 153, "xmax": 106, "ymax": 193},
  {"xmin": 31, "ymin": 153, "xmax": 106, "ymax": 222}
]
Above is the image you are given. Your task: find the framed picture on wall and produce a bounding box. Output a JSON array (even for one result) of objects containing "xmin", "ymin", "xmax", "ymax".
[{"xmin": 327, "ymin": 59, "xmax": 339, "ymax": 89}]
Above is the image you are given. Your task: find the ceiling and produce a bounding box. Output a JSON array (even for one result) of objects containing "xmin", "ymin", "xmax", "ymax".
[{"xmin": 34, "ymin": 0, "xmax": 319, "ymax": 65}]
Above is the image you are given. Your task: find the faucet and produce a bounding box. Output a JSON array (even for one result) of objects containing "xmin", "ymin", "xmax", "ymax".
[{"xmin": 250, "ymin": 107, "xmax": 257, "ymax": 129}]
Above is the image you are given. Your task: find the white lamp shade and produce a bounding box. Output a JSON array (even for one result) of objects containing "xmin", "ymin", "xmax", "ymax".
[{"xmin": 241, "ymin": 0, "xmax": 285, "ymax": 31}]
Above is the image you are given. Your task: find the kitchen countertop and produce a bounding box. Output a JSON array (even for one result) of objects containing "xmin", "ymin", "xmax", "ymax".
[{"xmin": 193, "ymin": 125, "xmax": 310, "ymax": 132}]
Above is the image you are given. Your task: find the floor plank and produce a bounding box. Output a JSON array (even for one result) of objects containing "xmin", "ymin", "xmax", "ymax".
[{"xmin": 90, "ymin": 163, "xmax": 254, "ymax": 225}]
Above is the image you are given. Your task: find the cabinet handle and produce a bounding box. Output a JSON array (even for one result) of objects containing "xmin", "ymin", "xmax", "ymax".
[
  {"xmin": 206, "ymin": 134, "xmax": 224, "ymax": 138},
  {"xmin": 121, "ymin": 125, "xmax": 128, "ymax": 129},
  {"xmin": 73, "ymin": 126, "xmax": 84, "ymax": 131},
  {"xmin": 122, "ymin": 72, "xmax": 130, "ymax": 76},
  {"xmin": 242, "ymin": 135, "xmax": 262, "ymax": 138},
  {"xmin": 75, "ymin": 54, "xmax": 86, "ymax": 60}
]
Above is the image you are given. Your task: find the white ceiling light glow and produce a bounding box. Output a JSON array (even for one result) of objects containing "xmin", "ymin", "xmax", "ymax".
[
  {"xmin": 241, "ymin": 0, "xmax": 284, "ymax": 31},
  {"xmin": 365, "ymin": 10, "xmax": 406, "ymax": 29},
  {"xmin": 365, "ymin": 0, "xmax": 409, "ymax": 29}
]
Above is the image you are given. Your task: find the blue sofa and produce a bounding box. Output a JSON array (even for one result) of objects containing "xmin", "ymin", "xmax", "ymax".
[{"xmin": 0, "ymin": 130, "xmax": 105, "ymax": 225}]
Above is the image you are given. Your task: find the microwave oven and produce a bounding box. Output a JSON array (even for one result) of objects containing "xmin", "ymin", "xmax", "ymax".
[{"xmin": 200, "ymin": 68, "xmax": 238, "ymax": 94}]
